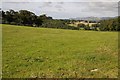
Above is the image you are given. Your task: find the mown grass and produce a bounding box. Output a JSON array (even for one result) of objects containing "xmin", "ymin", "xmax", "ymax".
[{"xmin": 2, "ymin": 24, "xmax": 118, "ymax": 78}]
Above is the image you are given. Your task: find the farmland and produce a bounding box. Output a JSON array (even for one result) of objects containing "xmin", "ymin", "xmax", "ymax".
[{"xmin": 2, "ymin": 24, "xmax": 118, "ymax": 78}]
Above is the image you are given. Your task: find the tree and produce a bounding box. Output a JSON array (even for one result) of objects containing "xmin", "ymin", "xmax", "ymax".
[
  {"xmin": 34, "ymin": 16, "xmax": 43, "ymax": 27},
  {"xmin": 84, "ymin": 24, "xmax": 90, "ymax": 30},
  {"xmin": 1, "ymin": 10, "xmax": 6, "ymax": 23},
  {"xmin": 91, "ymin": 23, "xmax": 100, "ymax": 31},
  {"xmin": 77, "ymin": 23, "xmax": 86, "ymax": 29},
  {"xmin": 99, "ymin": 18, "xmax": 119, "ymax": 31},
  {"xmin": 1, "ymin": 10, "xmax": 45, "ymax": 26},
  {"xmin": 5, "ymin": 10, "xmax": 15, "ymax": 23},
  {"xmin": 19, "ymin": 10, "xmax": 36, "ymax": 26}
]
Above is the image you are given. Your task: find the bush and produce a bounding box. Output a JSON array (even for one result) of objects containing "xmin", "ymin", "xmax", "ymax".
[{"xmin": 10, "ymin": 22, "xmax": 17, "ymax": 25}]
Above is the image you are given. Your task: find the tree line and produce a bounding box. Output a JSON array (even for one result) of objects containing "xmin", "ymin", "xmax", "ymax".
[
  {"xmin": 77, "ymin": 17, "xmax": 120, "ymax": 31},
  {"xmin": 2, "ymin": 10, "xmax": 46, "ymax": 27},
  {"xmin": 99, "ymin": 17, "xmax": 120, "ymax": 31},
  {"xmin": 1, "ymin": 9, "xmax": 79, "ymax": 30},
  {"xmin": 1, "ymin": 9, "xmax": 120, "ymax": 31}
]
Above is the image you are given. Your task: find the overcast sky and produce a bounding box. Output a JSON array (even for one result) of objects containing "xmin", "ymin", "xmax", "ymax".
[{"xmin": 2, "ymin": 1, "xmax": 119, "ymax": 19}]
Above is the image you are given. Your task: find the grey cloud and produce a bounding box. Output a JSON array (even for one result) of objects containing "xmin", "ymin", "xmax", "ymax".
[
  {"xmin": 89, "ymin": 2, "xmax": 117, "ymax": 11},
  {"xmin": 43, "ymin": 2, "xmax": 52, "ymax": 6},
  {"xmin": 39, "ymin": 2, "xmax": 65, "ymax": 11},
  {"xmin": 2, "ymin": 2, "xmax": 118, "ymax": 19},
  {"xmin": 54, "ymin": 4, "xmax": 65, "ymax": 11},
  {"xmin": 38, "ymin": 2, "xmax": 53, "ymax": 8},
  {"xmin": 57, "ymin": 2, "xmax": 64, "ymax": 4},
  {"xmin": 54, "ymin": 5, "xmax": 62, "ymax": 8},
  {"xmin": 82, "ymin": 2, "xmax": 118, "ymax": 14}
]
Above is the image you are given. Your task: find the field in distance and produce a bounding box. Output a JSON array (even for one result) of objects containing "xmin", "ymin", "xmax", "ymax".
[{"xmin": 2, "ymin": 24, "xmax": 118, "ymax": 78}]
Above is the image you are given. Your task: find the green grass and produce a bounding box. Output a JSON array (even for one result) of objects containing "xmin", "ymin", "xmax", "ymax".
[{"xmin": 2, "ymin": 24, "xmax": 118, "ymax": 78}]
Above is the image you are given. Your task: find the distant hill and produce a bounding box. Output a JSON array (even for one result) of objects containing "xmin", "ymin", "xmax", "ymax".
[{"xmin": 70, "ymin": 17, "xmax": 114, "ymax": 21}]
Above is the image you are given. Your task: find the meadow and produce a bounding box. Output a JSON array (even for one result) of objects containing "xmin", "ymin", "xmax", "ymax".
[{"xmin": 2, "ymin": 24, "xmax": 118, "ymax": 78}]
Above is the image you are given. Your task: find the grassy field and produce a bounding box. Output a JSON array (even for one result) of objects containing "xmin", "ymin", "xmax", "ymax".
[{"xmin": 2, "ymin": 24, "xmax": 118, "ymax": 78}]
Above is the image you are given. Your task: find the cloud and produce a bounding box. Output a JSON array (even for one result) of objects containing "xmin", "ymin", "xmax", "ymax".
[
  {"xmin": 82, "ymin": 2, "xmax": 118, "ymax": 12},
  {"xmin": 2, "ymin": 2, "xmax": 118, "ymax": 19},
  {"xmin": 42, "ymin": 2, "xmax": 52, "ymax": 7},
  {"xmin": 2, "ymin": 0, "xmax": 120, "ymax": 2}
]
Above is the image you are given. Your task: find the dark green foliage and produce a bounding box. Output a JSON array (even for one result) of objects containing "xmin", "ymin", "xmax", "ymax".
[
  {"xmin": 2, "ymin": 10, "xmax": 79, "ymax": 30},
  {"xmin": 40, "ymin": 14, "xmax": 52, "ymax": 20},
  {"xmin": 19, "ymin": 10, "xmax": 35, "ymax": 26},
  {"xmin": 77, "ymin": 23, "xmax": 86, "ymax": 28},
  {"xmin": 2, "ymin": 10, "xmax": 43, "ymax": 27},
  {"xmin": 34, "ymin": 16, "xmax": 43, "ymax": 27},
  {"xmin": 91, "ymin": 23, "xmax": 100, "ymax": 31},
  {"xmin": 41, "ymin": 19, "xmax": 79, "ymax": 30},
  {"xmin": 41, "ymin": 20, "xmax": 64, "ymax": 28},
  {"xmin": 99, "ymin": 17, "xmax": 119, "ymax": 31},
  {"xmin": 84, "ymin": 24, "xmax": 90, "ymax": 30},
  {"xmin": 67, "ymin": 26, "xmax": 79, "ymax": 30},
  {"xmin": 1, "ymin": 9, "xmax": 119, "ymax": 31}
]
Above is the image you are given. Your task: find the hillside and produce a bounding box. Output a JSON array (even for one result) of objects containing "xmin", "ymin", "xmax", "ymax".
[
  {"xmin": 70, "ymin": 17, "xmax": 114, "ymax": 21},
  {"xmin": 2, "ymin": 24, "xmax": 118, "ymax": 78}
]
